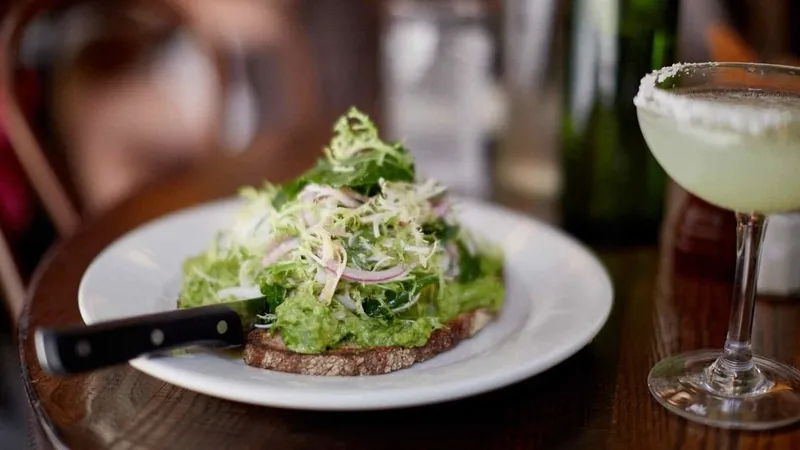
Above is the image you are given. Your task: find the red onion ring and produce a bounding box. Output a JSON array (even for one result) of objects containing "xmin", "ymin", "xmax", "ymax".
[
  {"xmin": 325, "ymin": 262, "xmax": 407, "ymax": 284},
  {"xmin": 262, "ymin": 238, "xmax": 299, "ymax": 266}
]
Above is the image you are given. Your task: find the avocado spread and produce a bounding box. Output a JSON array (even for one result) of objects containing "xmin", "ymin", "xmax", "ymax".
[{"xmin": 178, "ymin": 108, "xmax": 505, "ymax": 354}]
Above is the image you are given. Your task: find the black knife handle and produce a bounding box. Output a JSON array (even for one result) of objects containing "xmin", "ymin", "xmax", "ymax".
[{"xmin": 35, "ymin": 305, "xmax": 245, "ymax": 376}]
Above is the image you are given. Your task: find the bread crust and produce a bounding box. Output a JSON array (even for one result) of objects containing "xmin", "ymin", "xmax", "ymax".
[{"xmin": 242, "ymin": 308, "xmax": 495, "ymax": 376}]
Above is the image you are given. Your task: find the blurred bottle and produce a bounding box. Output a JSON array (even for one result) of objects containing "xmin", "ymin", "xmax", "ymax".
[
  {"xmin": 493, "ymin": 0, "xmax": 561, "ymax": 222},
  {"xmin": 381, "ymin": 0, "xmax": 504, "ymax": 200},
  {"xmin": 559, "ymin": 0, "xmax": 679, "ymax": 246}
]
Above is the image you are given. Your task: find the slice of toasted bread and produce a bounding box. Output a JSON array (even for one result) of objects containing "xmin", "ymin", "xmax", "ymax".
[{"xmin": 242, "ymin": 308, "xmax": 495, "ymax": 376}]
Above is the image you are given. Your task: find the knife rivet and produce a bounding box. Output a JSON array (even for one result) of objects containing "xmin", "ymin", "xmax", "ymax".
[
  {"xmin": 151, "ymin": 329, "xmax": 165, "ymax": 346},
  {"xmin": 217, "ymin": 320, "xmax": 228, "ymax": 335},
  {"xmin": 75, "ymin": 340, "xmax": 91, "ymax": 357}
]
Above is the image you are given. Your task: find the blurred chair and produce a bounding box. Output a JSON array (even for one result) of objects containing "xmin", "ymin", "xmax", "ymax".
[{"xmin": 0, "ymin": 0, "xmax": 323, "ymax": 322}]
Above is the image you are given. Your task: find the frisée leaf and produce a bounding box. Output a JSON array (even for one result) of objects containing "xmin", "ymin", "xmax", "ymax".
[{"xmin": 176, "ymin": 107, "xmax": 505, "ymax": 355}]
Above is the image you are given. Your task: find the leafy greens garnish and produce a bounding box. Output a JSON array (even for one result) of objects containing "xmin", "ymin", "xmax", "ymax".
[
  {"xmin": 271, "ymin": 108, "xmax": 416, "ymax": 204},
  {"xmin": 177, "ymin": 107, "xmax": 505, "ymax": 354}
]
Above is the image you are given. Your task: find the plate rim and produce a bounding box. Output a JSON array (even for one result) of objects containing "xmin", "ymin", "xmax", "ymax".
[{"xmin": 77, "ymin": 196, "xmax": 614, "ymax": 410}]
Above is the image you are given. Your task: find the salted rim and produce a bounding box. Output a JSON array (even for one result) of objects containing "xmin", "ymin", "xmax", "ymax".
[{"xmin": 633, "ymin": 62, "xmax": 800, "ymax": 134}]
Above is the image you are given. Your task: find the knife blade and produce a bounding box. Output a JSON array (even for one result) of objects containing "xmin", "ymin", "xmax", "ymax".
[{"xmin": 35, "ymin": 296, "xmax": 270, "ymax": 377}]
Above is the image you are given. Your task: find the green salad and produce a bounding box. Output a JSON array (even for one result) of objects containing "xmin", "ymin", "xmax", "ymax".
[{"xmin": 177, "ymin": 108, "xmax": 505, "ymax": 354}]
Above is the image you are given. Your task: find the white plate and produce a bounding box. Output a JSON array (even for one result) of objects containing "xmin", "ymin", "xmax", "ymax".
[{"xmin": 78, "ymin": 197, "xmax": 613, "ymax": 410}]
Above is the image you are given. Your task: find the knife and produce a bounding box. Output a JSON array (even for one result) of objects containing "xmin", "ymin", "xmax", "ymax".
[{"xmin": 35, "ymin": 296, "xmax": 270, "ymax": 377}]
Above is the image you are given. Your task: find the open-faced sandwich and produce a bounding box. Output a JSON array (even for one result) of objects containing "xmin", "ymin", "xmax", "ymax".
[{"xmin": 177, "ymin": 108, "xmax": 505, "ymax": 376}]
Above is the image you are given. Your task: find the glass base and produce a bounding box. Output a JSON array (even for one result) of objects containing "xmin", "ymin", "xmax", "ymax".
[{"xmin": 648, "ymin": 350, "xmax": 800, "ymax": 430}]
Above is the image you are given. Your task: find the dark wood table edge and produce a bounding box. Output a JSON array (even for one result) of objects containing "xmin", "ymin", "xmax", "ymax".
[
  {"xmin": 16, "ymin": 217, "xmax": 620, "ymax": 450},
  {"xmin": 16, "ymin": 186, "xmax": 232, "ymax": 449},
  {"xmin": 18, "ymin": 237, "xmax": 71, "ymax": 450},
  {"xmin": 14, "ymin": 122, "xmax": 335, "ymax": 449},
  {"xmin": 15, "ymin": 167, "xmax": 226, "ymax": 449}
]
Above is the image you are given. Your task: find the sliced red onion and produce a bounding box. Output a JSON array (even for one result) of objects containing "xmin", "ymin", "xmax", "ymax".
[
  {"xmin": 432, "ymin": 200, "xmax": 450, "ymax": 218},
  {"xmin": 300, "ymin": 190, "xmax": 318, "ymax": 227},
  {"xmin": 300, "ymin": 188, "xmax": 316, "ymax": 203},
  {"xmin": 341, "ymin": 187, "xmax": 369, "ymax": 203},
  {"xmin": 445, "ymin": 241, "xmax": 458, "ymax": 259},
  {"xmin": 305, "ymin": 184, "xmax": 362, "ymax": 208},
  {"xmin": 299, "ymin": 184, "xmax": 365, "ymax": 228},
  {"xmin": 303, "ymin": 211, "xmax": 317, "ymax": 228},
  {"xmin": 262, "ymin": 238, "xmax": 299, "ymax": 266},
  {"xmin": 325, "ymin": 262, "xmax": 408, "ymax": 284},
  {"xmin": 329, "ymin": 189, "xmax": 362, "ymax": 208}
]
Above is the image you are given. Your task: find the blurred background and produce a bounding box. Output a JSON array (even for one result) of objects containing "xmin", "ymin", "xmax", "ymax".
[{"xmin": 0, "ymin": 0, "xmax": 799, "ymax": 444}]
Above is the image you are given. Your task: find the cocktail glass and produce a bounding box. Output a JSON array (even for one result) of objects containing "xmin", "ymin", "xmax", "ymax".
[{"xmin": 634, "ymin": 62, "xmax": 800, "ymax": 430}]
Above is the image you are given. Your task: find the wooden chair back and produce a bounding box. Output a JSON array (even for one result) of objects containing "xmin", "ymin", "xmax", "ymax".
[{"xmin": 0, "ymin": 0, "xmax": 320, "ymax": 322}]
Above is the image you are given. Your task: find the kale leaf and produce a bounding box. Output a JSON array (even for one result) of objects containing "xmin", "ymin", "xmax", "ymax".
[
  {"xmin": 269, "ymin": 107, "xmax": 416, "ymax": 205},
  {"xmin": 271, "ymin": 178, "xmax": 309, "ymax": 211},
  {"xmin": 455, "ymin": 240, "xmax": 483, "ymax": 284},
  {"xmin": 259, "ymin": 282, "xmax": 288, "ymax": 313},
  {"xmin": 421, "ymin": 221, "xmax": 460, "ymax": 242},
  {"xmin": 363, "ymin": 274, "xmax": 439, "ymax": 318}
]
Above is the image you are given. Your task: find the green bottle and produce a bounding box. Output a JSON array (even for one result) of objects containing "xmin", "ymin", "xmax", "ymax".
[{"xmin": 559, "ymin": 0, "xmax": 679, "ymax": 246}]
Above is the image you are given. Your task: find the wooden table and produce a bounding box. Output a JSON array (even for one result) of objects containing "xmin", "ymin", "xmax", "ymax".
[{"xmin": 17, "ymin": 128, "xmax": 800, "ymax": 449}]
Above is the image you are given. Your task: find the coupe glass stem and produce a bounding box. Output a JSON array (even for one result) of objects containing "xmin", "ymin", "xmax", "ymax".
[{"xmin": 705, "ymin": 212, "xmax": 769, "ymax": 395}]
